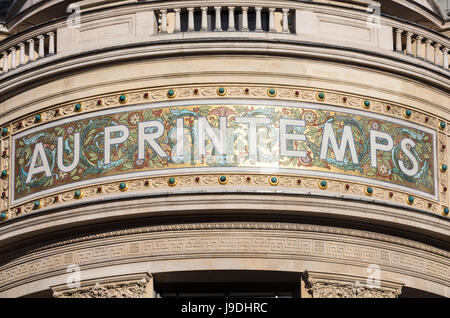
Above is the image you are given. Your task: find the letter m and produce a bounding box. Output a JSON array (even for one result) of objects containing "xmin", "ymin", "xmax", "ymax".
[{"xmin": 319, "ymin": 122, "xmax": 359, "ymax": 164}]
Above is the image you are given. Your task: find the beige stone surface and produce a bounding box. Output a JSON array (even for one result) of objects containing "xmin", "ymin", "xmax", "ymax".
[
  {"xmin": 0, "ymin": 0, "xmax": 448, "ymax": 298},
  {"xmin": 0, "ymin": 55, "xmax": 448, "ymax": 124},
  {"xmin": 0, "ymin": 222, "xmax": 448, "ymax": 297}
]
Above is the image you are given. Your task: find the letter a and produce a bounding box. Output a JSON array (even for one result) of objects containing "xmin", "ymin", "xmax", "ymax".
[{"xmin": 26, "ymin": 143, "xmax": 52, "ymax": 183}]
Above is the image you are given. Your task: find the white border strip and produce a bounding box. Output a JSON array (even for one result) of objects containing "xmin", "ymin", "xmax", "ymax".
[{"xmin": 11, "ymin": 99, "xmax": 438, "ymax": 205}]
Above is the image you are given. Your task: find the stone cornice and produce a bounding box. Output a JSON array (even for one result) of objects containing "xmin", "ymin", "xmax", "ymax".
[
  {"xmin": 1, "ymin": 38, "xmax": 449, "ymax": 100},
  {"xmin": 2, "ymin": 222, "xmax": 448, "ymax": 261},
  {"xmin": 0, "ymin": 220, "xmax": 448, "ymax": 296},
  {"xmin": 1, "ymin": 194, "xmax": 448, "ymax": 255}
]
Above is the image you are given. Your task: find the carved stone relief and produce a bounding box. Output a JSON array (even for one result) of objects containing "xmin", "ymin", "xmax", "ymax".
[
  {"xmin": 52, "ymin": 273, "xmax": 154, "ymax": 298},
  {"xmin": 302, "ymin": 271, "xmax": 403, "ymax": 298}
]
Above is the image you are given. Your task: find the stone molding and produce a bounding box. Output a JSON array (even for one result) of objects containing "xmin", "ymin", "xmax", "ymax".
[
  {"xmin": 0, "ymin": 194, "xmax": 448, "ymax": 260},
  {"xmin": 0, "ymin": 222, "xmax": 448, "ymax": 295},
  {"xmin": 52, "ymin": 273, "xmax": 154, "ymax": 298},
  {"xmin": 1, "ymin": 222, "xmax": 448, "ymax": 262},
  {"xmin": 4, "ymin": 85, "xmax": 446, "ymax": 137},
  {"xmin": 6, "ymin": 173, "xmax": 445, "ymax": 223}
]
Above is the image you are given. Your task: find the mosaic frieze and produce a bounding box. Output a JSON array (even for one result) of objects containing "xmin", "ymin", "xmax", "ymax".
[{"xmin": 11, "ymin": 101, "xmax": 437, "ymax": 204}]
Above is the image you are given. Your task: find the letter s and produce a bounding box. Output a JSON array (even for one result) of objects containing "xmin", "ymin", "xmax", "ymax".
[{"xmin": 398, "ymin": 138, "xmax": 419, "ymax": 177}]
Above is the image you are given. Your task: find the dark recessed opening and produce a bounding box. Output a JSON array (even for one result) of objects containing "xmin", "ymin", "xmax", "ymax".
[{"xmin": 153, "ymin": 270, "xmax": 301, "ymax": 298}]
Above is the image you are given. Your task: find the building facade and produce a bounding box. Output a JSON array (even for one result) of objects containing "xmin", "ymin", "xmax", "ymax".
[{"xmin": 0, "ymin": 0, "xmax": 448, "ymax": 298}]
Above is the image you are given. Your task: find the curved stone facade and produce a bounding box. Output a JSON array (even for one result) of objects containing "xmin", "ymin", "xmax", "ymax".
[{"xmin": 0, "ymin": 0, "xmax": 448, "ymax": 298}]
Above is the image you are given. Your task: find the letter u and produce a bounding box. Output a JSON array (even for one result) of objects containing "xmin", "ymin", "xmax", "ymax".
[{"xmin": 57, "ymin": 133, "xmax": 81, "ymax": 173}]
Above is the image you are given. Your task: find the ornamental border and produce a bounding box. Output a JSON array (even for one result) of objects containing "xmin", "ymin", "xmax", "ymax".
[
  {"xmin": 0, "ymin": 222, "xmax": 448, "ymax": 293},
  {"xmin": 1, "ymin": 222, "xmax": 448, "ymax": 266},
  {"xmin": 0, "ymin": 84, "xmax": 448, "ymax": 222},
  {"xmin": 5, "ymin": 173, "xmax": 447, "ymax": 222},
  {"xmin": 1, "ymin": 85, "xmax": 448, "ymax": 134}
]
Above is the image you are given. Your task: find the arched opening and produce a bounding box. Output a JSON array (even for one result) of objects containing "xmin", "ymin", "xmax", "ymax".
[{"xmin": 153, "ymin": 270, "xmax": 302, "ymax": 298}]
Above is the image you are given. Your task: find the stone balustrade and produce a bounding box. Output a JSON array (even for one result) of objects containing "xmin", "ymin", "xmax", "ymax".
[
  {"xmin": 0, "ymin": 31, "xmax": 56, "ymax": 75},
  {"xmin": 393, "ymin": 27, "xmax": 449, "ymax": 70},
  {"xmin": 0, "ymin": 1, "xmax": 449, "ymax": 80},
  {"xmin": 156, "ymin": 5, "xmax": 294, "ymax": 34}
]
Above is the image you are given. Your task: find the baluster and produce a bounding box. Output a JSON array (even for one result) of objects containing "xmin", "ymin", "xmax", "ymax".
[
  {"xmin": 282, "ymin": 9, "xmax": 289, "ymax": 33},
  {"xmin": 19, "ymin": 43, "xmax": 25, "ymax": 65},
  {"xmin": 255, "ymin": 7, "xmax": 262, "ymax": 31},
  {"xmin": 425, "ymin": 39, "xmax": 433, "ymax": 62},
  {"xmin": 434, "ymin": 43, "xmax": 441, "ymax": 65},
  {"xmin": 415, "ymin": 35, "xmax": 423, "ymax": 59},
  {"xmin": 443, "ymin": 48, "xmax": 448, "ymax": 70},
  {"xmin": 160, "ymin": 10, "xmax": 168, "ymax": 33},
  {"xmin": 269, "ymin": 8, "xmax": 275, "ymax": 32},
  {"xmin": 201, "ymin": 7, "xmax": 208, "ymax": 31},
  {"xmin": 241, "ymin": 7, "xmax": 249, "ymax": 31},
  {"xmin": 395, "ymin": 29, "xmax": 403, "ymax": 52},
  {"xmin": 188, "ymin": 8, "xmax": 195, "ymax": 31},
  {"xmin": 27, "ymin": 39, "xmax": 35, "ymax": 62},
  {"xmin": 2, "ymin": 51, "xmax": 8, "ymax": 73},
  {"xmin": 47, "ymin": 32, "xmax": 55, "ymax": 54},
  {"xmin": 406, "ymin": 32, "xmax": 412, "ymax": 55},
  {"xmin": 214, "ymin": 7, "xmax": 222, "ymax": 31},
  {"xmin": 10, "ymin": 47, "xmax": 16, "ymax": 69},
  {"xmin": 228, "ymin": 7, "xmax": 235, "ymax": 31},
  {"xmin": 174, "ymin": 8, "xmax": 181, "ymax": 32},
  {"xmin": 37, "ymin": 35, "xmax": 45, "ymax": 58}
]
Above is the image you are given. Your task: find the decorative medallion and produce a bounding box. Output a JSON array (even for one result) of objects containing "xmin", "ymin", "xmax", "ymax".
[
  {"xmin": 403, "ymin": 109, "xmax": 412, "ymax": 118},
  {"xmin": 167, "ymin": 89, "xmax": 177, "ymax": 98},
  {"xmin": 218, "ymin": 175, "xmax": 228, "ymax": 184},
  {"xmin": 74, "ymin": 190, "xmax": 84, "ymax": 199},
  {"xmin": 33, "ymin": 200, "xmax": 42, "ymax": 209},
  {"xmin": 365, "ymin": 187, "xmax": 374, "ymax": 196},
  {"xmin": 217, "ymin": 87, "xmax": 227, "ymax": 96},
  {"xmin": 74, "ymin": 103, "xmax": 83, "ymax": 112},
  {"xmin": 442, "ymin": 206, "xmax": 449, "ymax": 216},
  {"xmin": 316, "ymin": 92, "xmax": 325, "ymax": 101},
  {"xmin": 267, "ymin": 88, "xmax": 277, "ymax": 97},
  {"xmin": 119, "ymin": 95, "xmax": 128, "ymax": 104},
  {"xmin": 269, "ymin": 176, "xmax": 279, "ymax": 186},
  {"xmin": 319, "ymin": 180, "xmax": 328, "ymax": 189},
  {"xmin": 362, "ymin": 100, "xmax": 371, "ymax": 109},
  {"xmin": 119, "ymin": 182, "xmax": 129, "ymax": 191},
  {"xmin": 167, "ymin": 177, "xmax": 177, "ymax": 186},
  {"xmin": 406, "ymin": 195, "xmax": 414, "ymax": 205}
]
